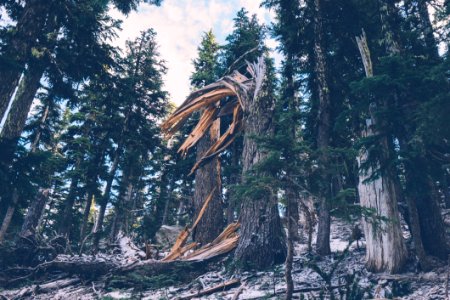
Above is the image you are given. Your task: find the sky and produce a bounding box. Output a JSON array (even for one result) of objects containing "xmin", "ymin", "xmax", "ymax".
[{"xmin": 110, "ymin": 0, "xmax": 281, "ymax": 106}]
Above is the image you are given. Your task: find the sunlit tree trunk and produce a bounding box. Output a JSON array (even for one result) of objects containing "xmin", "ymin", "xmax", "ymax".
[{"xmin": 0, "ymin": 62, "xmax": 44, "ymax": 140}]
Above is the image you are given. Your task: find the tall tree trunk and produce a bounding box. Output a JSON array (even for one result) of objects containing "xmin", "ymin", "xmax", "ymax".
[
  {"xmin": 233, "ymin": 59, "xmax": 286, "ymax": 269},
  {"xmin": 0, "ymin": 189, "xmax": 19, "ymax": 243},
  {"xmin": 192, "ymin": 117, "xmax": 224, "ymax": 245},
  {"xmin": 0, "ymin": 0, "xmax": 48, "ymax": 120},
  {"xmin": 313, "ymin": 0, "xmax": 332, "ymax": 256},
  {"xmin": 19, "ymin": 188, "xmax": 50, "ymax": 239},
  {"xmin": 356, "ymin": 30, "xmax": 407, "ymax": 273},
  {"xmin": 1, "ymin": 62, "xmax": 44, "ymax": 140}
]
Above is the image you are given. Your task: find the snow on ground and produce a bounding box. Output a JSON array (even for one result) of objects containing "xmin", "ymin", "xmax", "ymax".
[{"xmin": 1, "ymin": 218, "xmax": 449, "ymax": 299}]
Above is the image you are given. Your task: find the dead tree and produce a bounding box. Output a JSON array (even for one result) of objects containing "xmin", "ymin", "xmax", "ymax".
[{"xmin": 162, "ymin": 57, "xmax": 286, "ymax": 270}]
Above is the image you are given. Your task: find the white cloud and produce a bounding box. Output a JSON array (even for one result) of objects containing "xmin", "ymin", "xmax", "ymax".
[{"xmin": 111, "ymin": 0, "xmax": 279, "ymax": 106}]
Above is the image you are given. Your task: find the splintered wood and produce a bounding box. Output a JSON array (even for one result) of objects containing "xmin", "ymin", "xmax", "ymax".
[
  {"xmin": 162, "ymin": 188, "xmax": 240, "ymax": 263},
  {"xmin": 162, "ymin": 189, "xmax": 240, "ymax": 262},
  {"xmin": 161, "ymin": 70, "xmax": 253, "ymax": 173}
]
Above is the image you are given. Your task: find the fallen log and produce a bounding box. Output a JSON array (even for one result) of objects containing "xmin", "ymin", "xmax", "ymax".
[{"xmin": 177, "ymin": 278, "xmax": 241, "ymax": 300}]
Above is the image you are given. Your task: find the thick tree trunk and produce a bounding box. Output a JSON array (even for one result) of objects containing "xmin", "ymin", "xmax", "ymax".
[
  {"xmin": 19, "ymin": 188, "xmax": 50, "ymax": 239},
  {"xmin": 1, "ymin": 62, "xmax": 44, "ymax": 140},
  {"xmin": 357, "ymin": 127, "xmax": 407, "ymax": 273},
  {"xmin": 356, "ymin": 30, "xmax": 407, "ymax": 273},
  {"xmin": 192, "ymin": 117, "xmax": 224, "ymax": 245},
  {"xmin": 0, "ymin": 0, "xmax": 48, "ymax": 120},
  {"xmin": 233, "ymin": 59, "xmax": 286, "ymax": 269},
  {"xmin": 313, "ymin": 0, "xmax": 332, "ymax": 256}
]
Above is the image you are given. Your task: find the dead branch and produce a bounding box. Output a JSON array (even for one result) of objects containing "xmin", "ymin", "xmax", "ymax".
[{"xmin": 176, "ymin": 278, "xmax": 241, "ymax": 300}]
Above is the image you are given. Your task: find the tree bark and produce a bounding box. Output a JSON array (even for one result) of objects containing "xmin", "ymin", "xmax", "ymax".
[
  {"xmin": 1, "ymin": 62, "xmax": 44, "ymax": 140},
  {"xmin": 192, "ymin": 116, "xmax": 224, "ymax": 245},
  {"xmin": 0, "ymin": 0, "xmax": 48, "ymax": 120},
  {"xmin": 285, "ymin": 192, "xmax": 295, "ymax": 300},
  {"xmin": 313, "ymin": 0, "xmax": 332, "ymax": 256},
  {"xmin": 357, "ymin": 127, "xmax": 407, "ymax": 273},
  {"xmin": 19, "ymin": 188, "xmax": 50, "ymax": 239},
  {"xmin": 0, "ymin": 189, "xmax": 19, "ymax": 243},
  {"xmin": 356, "ymin": 30, "xmax": 407, "ymax": 273},
  {"xmin": 233, "ymin": 59, "xmax": 286, "ymax": 269}
]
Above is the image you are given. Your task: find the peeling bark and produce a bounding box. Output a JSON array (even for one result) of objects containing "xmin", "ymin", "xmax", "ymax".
[{"xmin": 356, "ymin": 30, "xmax": 407, "ymax": 273}]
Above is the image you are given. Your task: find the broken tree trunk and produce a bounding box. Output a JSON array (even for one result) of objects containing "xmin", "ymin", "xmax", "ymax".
[
  {"xmin": 355, "ymin": 30, "xmax": 407, "ymax": 273},
  {"xmin": 192, "ymin": 115, "xmax": 224, "ymax": 245},
  {"xmin": 162, "ymin": 57, "xmax": 286, "ymax": 270}
]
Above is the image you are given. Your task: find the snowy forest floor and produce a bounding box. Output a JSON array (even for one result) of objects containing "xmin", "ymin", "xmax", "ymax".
[{"xmin": 1, "ymin": 218, "xmax": 449, "ymax": 300}]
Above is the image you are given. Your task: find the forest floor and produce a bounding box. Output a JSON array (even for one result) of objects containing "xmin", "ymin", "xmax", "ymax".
[{"xmin": 0, "ymin": 219, "xmax": 449, "ymax": 300}]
